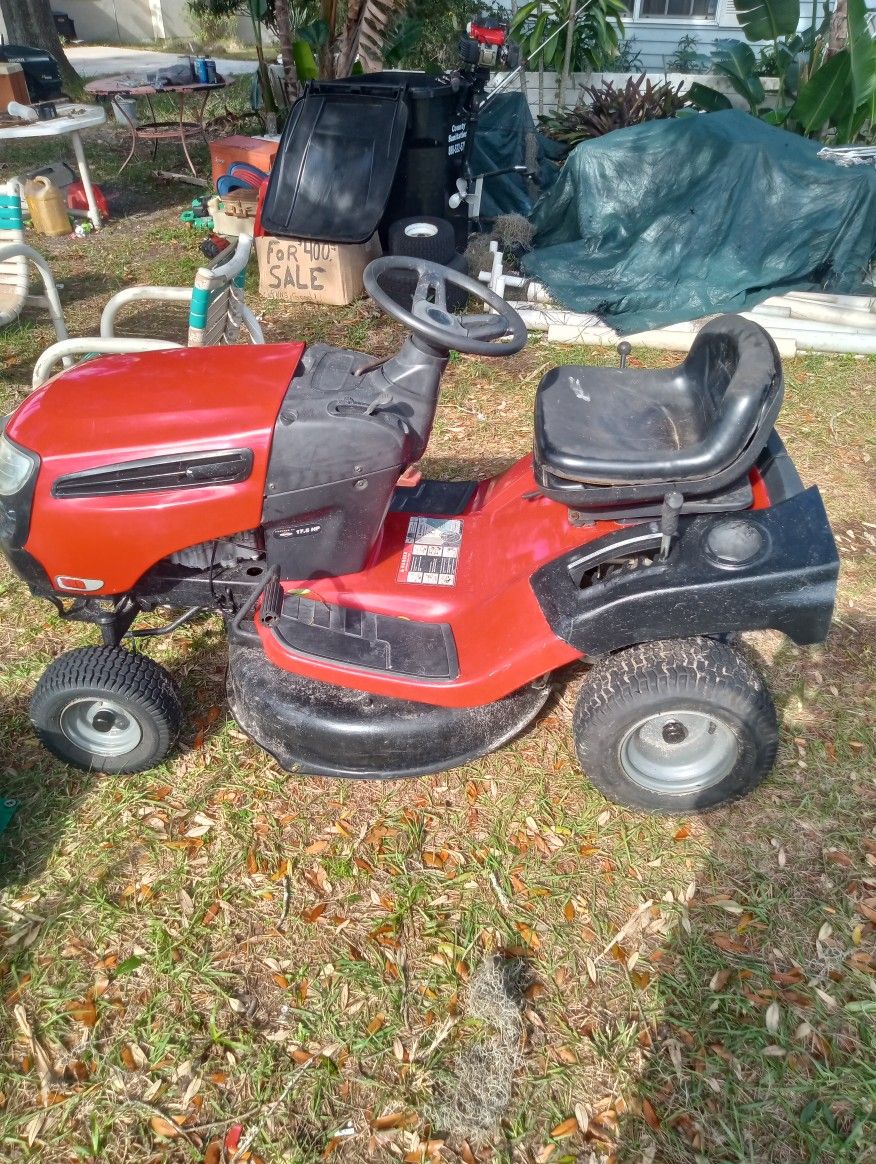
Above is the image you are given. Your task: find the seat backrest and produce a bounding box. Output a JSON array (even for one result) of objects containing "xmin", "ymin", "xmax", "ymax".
[
  {"xmin": 682, "ymin": 314, "xmax": 783, "ymax": 464},
  {"xmin": 187, "ymin": 233, "xmax": 255, "ymax": 347},
  {"xmin": 0, "ymin": 180, "xmax": 28, "ymax": 319}
]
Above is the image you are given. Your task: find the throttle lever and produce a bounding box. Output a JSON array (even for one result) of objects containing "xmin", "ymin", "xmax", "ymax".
[{"xmin": 659, "ymin": 491, "xmax": 684, "ymax": 560}]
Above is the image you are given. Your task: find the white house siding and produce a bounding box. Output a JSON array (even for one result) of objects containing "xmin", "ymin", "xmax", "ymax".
[
  {"xmin": 620, "ymin": 0, "xmax": 817, "ymax": 71},
  {"xmin": 42, "ymin": 0, "xmax": 198, "ymax": 44}
]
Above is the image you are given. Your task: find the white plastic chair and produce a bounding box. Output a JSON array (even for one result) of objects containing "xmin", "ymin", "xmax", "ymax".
[
  {"xmin": 0, "ymin": 179, "xmax": 68, "ymax": 341},
  {"xmin": 32, "ymin": 233, "xmax": 264, "ymax": 389}
]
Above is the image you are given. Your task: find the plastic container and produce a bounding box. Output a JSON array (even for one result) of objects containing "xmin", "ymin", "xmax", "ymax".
[
  {"xmin": 112, "ymin": 96, "xmax": 138, "ymax": 126},
  {"xmin": 0, "ymin": 62, "xmax": 30, "ymax": 108},
  {"xmin": 326, "ymin": 72, "xmax": 466, "ymax": 145},
  {"xmin": 209, "ymin": 135, "xmax": 279, "ymax": 186},
  {"xmin": 7, "ymin": 99, "xmax": 37, "ymax": 123},
  {"xmin": 209, "ymin": 188, "xmax": 258, "ymax": 237},
  {"xmin": 24, "ymin": 175, "xmax": 71, "ymax": 236},
  {"xmin": 260, "ymin": 71, "xmax": 472, "ymax": 246}
]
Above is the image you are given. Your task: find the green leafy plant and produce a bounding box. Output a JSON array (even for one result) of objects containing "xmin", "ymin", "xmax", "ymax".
[
  {"xmin": 509, "ymin": 0, "xmax": 627, "ymax": 74},
  {"xmin": 665, "ymin": 33, "xmax": 710, "ymax": 74},
  {"xmin": 690, "ymin": 0, "xmax": 875, "ymax": 143},
  {"xmin": 383, "ymin": 1, "xmax": 507, "ymax": 72},
  {"xmin": 538, "ymin": 73, "xmax": 691, "ymax": 147},
  {"xmin": 614, "ymin": 37, "xmax": 644, "ymax": 71}
]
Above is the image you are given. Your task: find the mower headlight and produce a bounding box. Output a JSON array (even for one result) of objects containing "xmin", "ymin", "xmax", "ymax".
[{"xmin": 0, "ymin": 432, "xmax": 37, "ymax": 497}]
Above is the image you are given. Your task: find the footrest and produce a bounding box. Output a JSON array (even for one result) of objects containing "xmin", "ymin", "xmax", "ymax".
[
  {"xmin": 390, "ymin": 479, "xmax": 476, "ymax": 516},
  {"xmin": 271, "ymin": 595, "xmax": 458, "ymax": 679}
]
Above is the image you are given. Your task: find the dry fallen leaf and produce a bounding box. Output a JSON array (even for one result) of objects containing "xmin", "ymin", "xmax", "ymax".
[
  {"xmin": 712, "ymin": 934, "xmax": 748, "ymax": 955},
  {"xmin": 302, "ymin": 903, "xmax": 327, "ymax": 924},
  {"xmin": 150, "ymin": 1115, "xmax": 180, "ymax": 1138},
  {"xmin": 516, "ymin": 922, "xmax": 540, "ymax": 949},
  {"xmin": 371, "ymin": 1110, "xmax": 407, "ymax": 1130},
  {"xmin": 366, "ymin": 1014, "xmax": 386, "ymax": 1036},
  {"xmin": 765, "ymin": 1001, "xmax": 781, "ymax": 1034},
  {"xmin": 574, "ymin": 1103, "xmax": 589, "ymax": 1134},
  {"xmin": 710, "ymin": 969, "xmax": 732, "ymax": 992},
  {"xmin": 64, "ymin": 999, "xmax": 97, "ymax": 1028},
  {"xmin": 550, "ymin": 1117, "xmax": 578, "ymax": 1138},
  {"xmin": 202, "ymin": 901, "xmax": 221, "ymax": 926},
  {"xmin": 641, "ymin": 1098, "xmax": 661, "ymax": 1131}
]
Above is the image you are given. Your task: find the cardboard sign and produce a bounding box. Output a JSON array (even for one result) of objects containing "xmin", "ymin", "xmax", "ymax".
[{"xmin": 257, "ymin": 233, "xmax": 381, "ymax": 306}]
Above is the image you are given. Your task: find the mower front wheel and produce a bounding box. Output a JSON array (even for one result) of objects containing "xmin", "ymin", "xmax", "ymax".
[
  {"xmin": 30, "ymin": 647, "xmax": 183, "ymax": 774},
  {"xmin": 573, "ymin": 637, "xmax": 778, "ymax": 813}
]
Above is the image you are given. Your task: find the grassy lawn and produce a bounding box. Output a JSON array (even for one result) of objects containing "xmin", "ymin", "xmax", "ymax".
[{"xmin": 0, "ymin": 115, "xmax": 874, "ymax": 1164}]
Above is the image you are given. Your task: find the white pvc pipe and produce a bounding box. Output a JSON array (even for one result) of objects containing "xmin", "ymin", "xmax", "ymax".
[
  {"xmin": 783, "ymin": 291, "xmax": 876, "ymax": 310},
  {"xmin": 759, "ymin": 297, "xmax": 876, "ymax": 329},
  {"xmin": 545, "ymin": 321, "xmax": 798, "ymax": 357},
  {"xmin": 32, "ymin": 337, "xmax": 182, "ymax": 389},
  {"xmin": 742, "ymin": 310, "xmax": 876, "ymax": 342}
]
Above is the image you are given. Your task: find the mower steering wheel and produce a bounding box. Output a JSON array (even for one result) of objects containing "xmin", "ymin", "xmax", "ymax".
[{"xmin": 364, "ymin": 255, "xmax": 528, "ymax": 357}]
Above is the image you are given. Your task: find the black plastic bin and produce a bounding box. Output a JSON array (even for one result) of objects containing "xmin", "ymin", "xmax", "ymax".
[{"xmin": 259, "ymin": 71, "xmax": 473, "ymax": 247}]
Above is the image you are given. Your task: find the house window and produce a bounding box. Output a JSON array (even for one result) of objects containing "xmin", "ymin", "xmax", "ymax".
[{"xmin": 638, "ymin": 0, "xmax": 718, "ymax": 17}]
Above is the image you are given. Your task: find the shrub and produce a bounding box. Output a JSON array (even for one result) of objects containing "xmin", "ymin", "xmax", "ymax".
[{"xmin": 538, "ymin": 74, "xmax": 692, "ymax": 148}]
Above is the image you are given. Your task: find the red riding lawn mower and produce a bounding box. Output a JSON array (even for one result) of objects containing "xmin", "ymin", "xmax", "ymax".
[{"xmin": 0, "ymin": 258, "xmax": 838, "ymax": 811}]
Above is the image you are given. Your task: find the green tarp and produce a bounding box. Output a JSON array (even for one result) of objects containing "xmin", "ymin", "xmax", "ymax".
[
  {"xmin": 470, "ymin": 91, "xmax": 558, "ymax": 219},
  {"xmin": 523, "ymin": 110, "xmax": 876, "ymax": 335}
]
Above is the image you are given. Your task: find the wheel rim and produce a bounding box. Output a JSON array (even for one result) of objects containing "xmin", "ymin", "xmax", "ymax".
[
  {"xmin": 619, "ymin": 710, "xmax": 738, "ymax": 796},
  {"xmin": 404, "ymin": 222, "xmax": 438, "ymax": 238},
  {"xmin": 59, "ymin": 697, "xmax": 143, "ymax": 758}
]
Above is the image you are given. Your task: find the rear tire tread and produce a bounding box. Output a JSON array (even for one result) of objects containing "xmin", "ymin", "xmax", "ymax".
[{"xmin": 574, "ymin": 637, "xmax": 778, "ymax": 812}]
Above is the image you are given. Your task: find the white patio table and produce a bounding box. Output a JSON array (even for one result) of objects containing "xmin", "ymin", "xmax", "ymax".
[{"xmin": 0, "ymin": 103, "xmax": 107, "ymax": 229}]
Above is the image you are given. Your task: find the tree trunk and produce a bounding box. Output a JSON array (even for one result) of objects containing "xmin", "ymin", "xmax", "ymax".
[
  {"xmin": 0, "ymin": 0, "xmax": 82, "ymax": 95},
  {"xmin": 320, "ymin": 0, "xmax": 339, "ymax": 78},
  {"xmin": 273, "ymin": 0, "xmax": 296, "ymax": 96},
  {"xmin": 557, "ymin": 0, "xmax": 576, "ymax": 110},
  {"xmin": 828, "ymin": 0, "xmax": 849, "ymax": 56}
]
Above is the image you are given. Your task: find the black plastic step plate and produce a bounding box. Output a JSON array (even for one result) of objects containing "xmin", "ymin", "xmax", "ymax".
[
  {"xmin": 390, "ymin": 479, "xmax": 477, "ymax": 516},
  {"xmin": 272, "ymin": 595, "xmax": 458, "ymax": 679}
]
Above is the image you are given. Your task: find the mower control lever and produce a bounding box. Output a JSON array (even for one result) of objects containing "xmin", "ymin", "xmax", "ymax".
[
  {"xmin": 617, "ymin": 341, "xmax": 631, "ymax": 370},
  {"xmin": 659, "ymin": 491, "xmax": 684, "ymax": 560}
]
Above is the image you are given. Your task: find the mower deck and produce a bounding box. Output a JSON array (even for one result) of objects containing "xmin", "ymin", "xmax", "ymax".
[{"xmin": 226, "ymin": 639, "xmax": 551, "ymax": 779}]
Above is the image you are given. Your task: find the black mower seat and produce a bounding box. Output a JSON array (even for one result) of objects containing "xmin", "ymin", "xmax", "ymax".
[{"xmin": 534, "ymin": 315, "xmax": 783, "ymax": 508}]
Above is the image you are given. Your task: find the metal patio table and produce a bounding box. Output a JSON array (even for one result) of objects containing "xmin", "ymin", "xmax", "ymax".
[{"xmin": 85, "ymin": 74, "xmax": 227, "ymax": 177}]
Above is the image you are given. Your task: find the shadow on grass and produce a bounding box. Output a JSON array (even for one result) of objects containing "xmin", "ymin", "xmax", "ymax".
[
  {"xmin": 606, "ymin": 615, "xmax": 876, "ymax": 1164},
  {"xmin": 0, "ymin": 618, "xmax": 229, "ymax": 894}
]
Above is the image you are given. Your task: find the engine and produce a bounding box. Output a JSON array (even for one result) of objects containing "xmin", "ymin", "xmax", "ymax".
[{"xmin": 167, "ymin": 531, "xmax": 262, "ymax": 572}]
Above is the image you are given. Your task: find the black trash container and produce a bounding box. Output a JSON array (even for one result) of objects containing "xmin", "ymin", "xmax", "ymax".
[{"xmin": 259, "ymin": 71, "xmax": 473, "ymax": 247}]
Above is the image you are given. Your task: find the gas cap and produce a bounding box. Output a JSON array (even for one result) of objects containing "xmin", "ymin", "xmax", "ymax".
[{"xmin": 705, "ymin": 519, "xmax": 765, "ymax": 566}]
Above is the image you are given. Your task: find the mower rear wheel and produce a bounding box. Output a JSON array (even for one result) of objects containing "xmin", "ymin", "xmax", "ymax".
[
  {"xmin": 573, "ymin": 637, "xmax": 778, "ymax": 813},
  {"xmin": 30, "ymin": 647, "xmax": 182, "ymax": 774}
]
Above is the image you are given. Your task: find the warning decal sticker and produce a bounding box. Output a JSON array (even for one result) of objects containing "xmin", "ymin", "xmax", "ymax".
[{"xmin": 397, "ymin": 517, "xmax": 463, "ymax": 586}]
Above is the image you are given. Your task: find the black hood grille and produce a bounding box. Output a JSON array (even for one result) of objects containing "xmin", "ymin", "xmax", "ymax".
[{"xmin": 52, "ymin": 449, "xmax": 253, "ymax": 499}]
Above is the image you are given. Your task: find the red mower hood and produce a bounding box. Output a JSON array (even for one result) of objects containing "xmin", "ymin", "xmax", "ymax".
[
  {"xmin": 7, "ymin": 343, "xmax": 305, "ymax": 596},
  {"xmin": 8, "ymin": 343, "xmax": 305, "ymax": 465}
]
